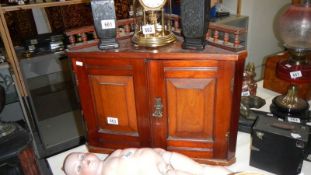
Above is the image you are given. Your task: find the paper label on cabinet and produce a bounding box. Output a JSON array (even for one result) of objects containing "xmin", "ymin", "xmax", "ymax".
[
  {"xmin": 290, "ymin": 71, "xmax": 302, "ymax": 79},
  {"xmin": 107, "ymin": 117, "xmax": 119, "ymax": 125},
  {"xmin": 101, "ymin": 20, "xmax": 116, "ymax": 29},
  {"xmin": 142, "ymin": 24, "xmax": 155, "ymax": 35}
]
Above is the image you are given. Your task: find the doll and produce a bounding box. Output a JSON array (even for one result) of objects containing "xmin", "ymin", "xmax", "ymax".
[{"xmin": 63, "ymin": 148, "xmax": 231, "ymax": 175}]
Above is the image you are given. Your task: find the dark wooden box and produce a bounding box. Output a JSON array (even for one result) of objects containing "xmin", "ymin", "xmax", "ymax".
[{"xmin": 250, "ymin": 116, "xmax": 309, "ymax": 175}]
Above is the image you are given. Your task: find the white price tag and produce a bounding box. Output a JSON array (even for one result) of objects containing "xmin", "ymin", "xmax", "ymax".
[
  {"xmin": 291, "ymin": 133, "xmax": 301, "ymax": 139},
  {"xmin": 287, "ymin": 117, "xmax": 301, "ymax": 123},
  {"xmin": 107, "ymin": 117, "xmax": 119, "ymax": 125},
  {"xmin": 241, "ymin": 91, "xmax": 250, "ymax": 96},
  {"xmin": 142, "ymin": 24, "xmax": 155, "ymax": 35},
  {"xmin": 290, "ymin": 71, "xmax": 302, "ymax": 79},
  {"xmin": 101, "ymin": 19, "xmax": 116, "ymax": 29},
  {"xmin": 75, "ymin": 61, "xmax": 83, "ymax": 66}
]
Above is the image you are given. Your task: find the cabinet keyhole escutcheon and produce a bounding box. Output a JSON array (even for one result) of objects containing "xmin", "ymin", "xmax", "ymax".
[{"xmin": 152, "ymin": 97, "xmax": 163, "ymax": 118}]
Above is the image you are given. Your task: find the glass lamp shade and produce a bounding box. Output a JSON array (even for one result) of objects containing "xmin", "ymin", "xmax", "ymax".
[{"xmin": 276, "ymin": 1, "xmax": 311, "ymax": 51}]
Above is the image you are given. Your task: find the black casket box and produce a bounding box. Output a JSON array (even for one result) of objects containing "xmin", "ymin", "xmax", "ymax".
[{"xmin": 250, "ymin": 116, "xmax": 309, "ymax": 175}]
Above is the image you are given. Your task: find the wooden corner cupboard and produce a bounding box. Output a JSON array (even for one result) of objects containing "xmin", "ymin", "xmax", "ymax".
[{"xmin": 68, "ymin": 37, "xmax": 247, "ymax": 165}]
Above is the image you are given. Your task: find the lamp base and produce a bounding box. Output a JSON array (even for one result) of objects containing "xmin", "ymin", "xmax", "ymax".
[
  {"xmin": 276, "ymin": 59, "xmax": 311, "ymax": 84},
  {"xmin": 270, "ymin": 86, "xmax": 310, "ymax": 120}
]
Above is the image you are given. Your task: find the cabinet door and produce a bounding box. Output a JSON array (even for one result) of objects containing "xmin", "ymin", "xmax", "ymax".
[
  {"xmin": 72, "ymin": 57, "xmax": 150, "ymax": 152},
  {"xmin": 148, "ymin": 60, "xmax": 236, "ymax": 164}
]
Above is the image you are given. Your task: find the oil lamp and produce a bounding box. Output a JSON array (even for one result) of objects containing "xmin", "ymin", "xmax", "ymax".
[{"xmin": 271, "ymin": 0, "xmax": 311, "ymax": 120}]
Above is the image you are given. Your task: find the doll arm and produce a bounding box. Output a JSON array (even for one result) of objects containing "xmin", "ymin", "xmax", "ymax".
[
  {"xmin": 161, "ymin": 151, "xmax": 204, "ymax": 174},
  {"xmin": 161, "ymin": 151, "xmax": 231, "ymax": 175}
]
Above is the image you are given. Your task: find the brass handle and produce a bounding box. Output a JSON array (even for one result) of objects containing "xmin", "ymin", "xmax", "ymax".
[{"xmin": 152, "ymin": 97, "xmax": 163, "ymax": 118}]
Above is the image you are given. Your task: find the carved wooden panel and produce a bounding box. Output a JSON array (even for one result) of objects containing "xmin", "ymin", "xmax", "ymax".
[
  {"xmin": 89, "ymin": 75, "xmax": 138, "ymax": 135},
  {"xmin": 166, "ymin": 78, "xmax": 215, "ymax": 139}
]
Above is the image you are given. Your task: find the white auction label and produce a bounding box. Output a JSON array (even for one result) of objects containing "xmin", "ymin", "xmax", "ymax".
[
  {"xmin": 291, "ymin": 133, "xmax": 301, "ymax": 139},
  {"xmin": 287, "ymin": 117, "xmax": 301, "ymax": 123},
  {"xmin": 101, "ymin": 19, "xmax": 116, "ymax": 29},
  {"xmin": 142, "ymin": 24, "xmax": 155, "ymax": 35},
  {"xmin": 290, "ymin": 71, "xmax": 302, "ymax": 79},
  {"xmin": 75, "ymin": 61, "xmax": 83, "ymax": 66},
  {"xmin": 241, "ymin": 91, "xmax": 250, "ymax": 96},
  {"xmin": 107, "ymin": 117, "xmax": 119, "ymax": 125}
]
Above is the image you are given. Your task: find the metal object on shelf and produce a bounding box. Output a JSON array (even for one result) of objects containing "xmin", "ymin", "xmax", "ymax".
[
  {"xmin": 23, "ymin": 33, "xmax": 65, "ymax": 57},
  {"xmin": 0, "ymin": 122, "xmax": 16, "ymax": 137}
]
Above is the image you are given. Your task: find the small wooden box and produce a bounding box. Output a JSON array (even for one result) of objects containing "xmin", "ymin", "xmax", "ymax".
[{"xmin": 263, "ymin": 52, "xmax": 311, "ymax": 100}]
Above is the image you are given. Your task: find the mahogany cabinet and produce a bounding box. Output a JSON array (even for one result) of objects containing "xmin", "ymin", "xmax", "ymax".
[{"xmin": 68, "ymin": 38, "xmax": 247, "ymax": 165}]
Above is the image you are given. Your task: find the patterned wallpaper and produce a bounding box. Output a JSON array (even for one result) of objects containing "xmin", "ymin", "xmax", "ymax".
[{"xmin": 6, "ymin": 0, "xmax": 132, "ymax": 45}]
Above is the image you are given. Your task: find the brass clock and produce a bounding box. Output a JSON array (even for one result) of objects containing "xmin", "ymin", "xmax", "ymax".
[{"xmin": 132, "ymin": 0, "xmax": 176, "ymax": 47}]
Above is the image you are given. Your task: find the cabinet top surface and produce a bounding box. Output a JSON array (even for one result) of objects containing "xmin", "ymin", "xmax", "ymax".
[{"xmin": 67, "ymin": 37, "xmax": 247, "ymax": 61}]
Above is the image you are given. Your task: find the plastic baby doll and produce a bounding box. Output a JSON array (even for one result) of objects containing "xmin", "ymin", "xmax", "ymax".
[{"xmin": 63, "ymin": 148, "xmax": 231, "ymax": 175}]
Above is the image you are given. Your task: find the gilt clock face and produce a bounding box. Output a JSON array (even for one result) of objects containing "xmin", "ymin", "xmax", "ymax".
[{"xmin": 139, "ymin": 0, "xmax": 166, "ymax": 10}]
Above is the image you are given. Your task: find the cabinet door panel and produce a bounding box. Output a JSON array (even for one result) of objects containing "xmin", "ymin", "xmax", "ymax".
[
  {"xmin": 166, "ymin": 78, "xmax": 215, "ymax": 139},
  {"xmin": 89, "ymin": 75, "xmax": 138, "ymax": 134},
  {"xmin": 72, "ymin": 58, "xmax": 150, "ymax": 152},
  {"xmin": 149, "ymin": 60, "xmax": 235, "ymax": 163}
]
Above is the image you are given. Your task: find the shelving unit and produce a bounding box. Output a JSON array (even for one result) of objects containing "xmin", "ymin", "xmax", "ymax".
[
  {"xmin": 0, "ymin": 2, "xmax": 89, "ymax": 173},
  {"xmin": 1, "ymin": 0, "xmax": 89, "ymax": 12},
  {"xmin": 0, "ymin": 0, "xmax": 89, "ymax": 97}
]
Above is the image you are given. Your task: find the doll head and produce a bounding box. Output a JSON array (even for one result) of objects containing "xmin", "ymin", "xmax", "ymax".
[{"xmin": 63, "ymin": 152, "xmax": 102, "ymax": 175}]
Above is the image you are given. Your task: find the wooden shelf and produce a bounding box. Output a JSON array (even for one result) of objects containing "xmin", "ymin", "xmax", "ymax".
[{"xmin": 0, "ymin": 0, "xmax": 89, "ymax": 12}]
